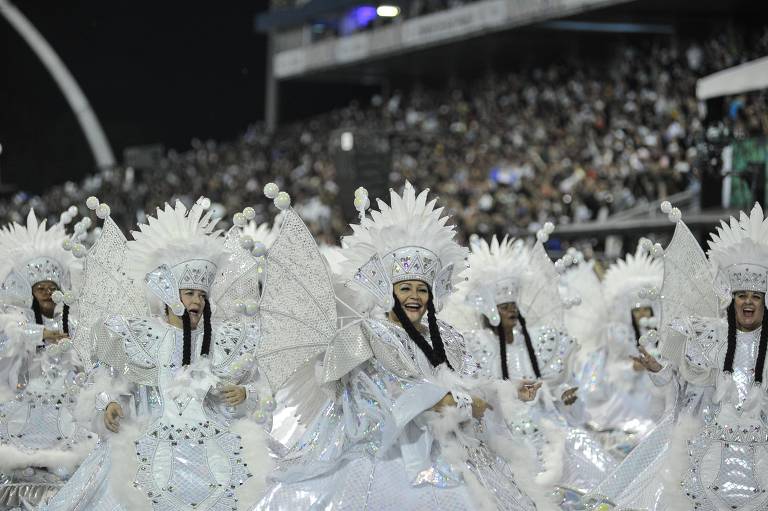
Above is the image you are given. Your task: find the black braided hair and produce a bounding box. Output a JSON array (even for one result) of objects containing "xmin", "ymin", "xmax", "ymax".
[
  {"xmin": 631, "ymin": 313, "xmax": 642, "ymax": 347},
  {"xmin": 723, "ymin": 301, "xmax": 737, "ymax": 374},
  {"xmin": 62, "ymin": 304, "xmax": 70, "ymax": 335},
  {"xmin": 391, "ymin": 291, "xmax": 450, "ymax": 368},
  {"xmin": 426, "ymin": 290, "xmax": 452, "ymax": 370},
  {"xmin": 517, "ymin": 313, "xmax": 542, "ymax": 379},
  {"xmin": 182, "ymin": 309, "xmax": 192, "ymax": 366},
  {"xmin": 496, "ymin": 324, "xmax": 510, "ymax": 380},
  {"xmin": 755, "ymin": 311, "xmax": 768, "ymax": 384},
  {"xmin": 32, "ymin": 296, "xmax": 43, "ymax": 325},
  {"xmin": 201, "ymin": 299, "xmax": 212, "ymax": 357}
]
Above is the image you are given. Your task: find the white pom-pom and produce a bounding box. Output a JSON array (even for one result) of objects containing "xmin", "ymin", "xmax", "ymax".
[
  {"xmin": 245, "ymin": 301, "xmax": 259, "ymax": 316},
  {"xmin": 639, "ymin": 317, "xmax": 649, "ymax": 328},
  {"xmin": 354, "ymin": 187, "xmax": 368, "ymax": 199},
  {"xmin": 274, "ymin": 191, "xmax": 291, "ymax": 210},
  {"xmin": 243, "ymin": 207, "xmax": 256, "ymax": 220},
  {"xmin": 252, "ymin": 241, "xmax": 267, "ymax": 258},
  {"xmin": 71, "ymin": 244, "xmax": 86, "ymax": 258},
  {"xmin": 641, "ymin": 329, "xmax": 659, "ymax": 346},
  {"xmin": 63, "ymin": 291, "xmax": 75, "ymax": 305},
  {"xmin": 198, "ymin": 197, "xmax": 211, "ymax": 209},
  {"xmin": 62, "ymin": 239, "xmax": 73, "ymax": 251},
  {"xmin": 651, "ymin": 243, "xmax": 664, "ymax": 258},
  {"xmin": 233, "ymin": 212, "xmax": 246, "ymax": 227},
  {"xmin": 554, "ymin": 259, "xmax": 566, "ymax": 273},
  {"xmin": 234, "ymin": 302, "xmax": 247, "ymax": 314},
  {"xmin": 86, "ymin": 196, "xmax": 99, "ymax": 210},
  {"xmin": 60, "ymin": 212, "xmax": 72, "ymax": 225},
  {"xmin": 536, "ymin": 231, "xmax": 549, "ymax": 243},
  {"xmin": 660, "ymin": 201, "xmax": 672, "ymax": 214},
  {"xmin": 67, "ymin": 205, "xmax": 78, "ymax": 216},
  {"xmin": 239, "ymin": 235, "xmax": 254, "ymax": 251},
  {"xmin": 73, "ymin": 222, "xmax": 86, "ymax": 234},
  {"xmin": 95, "ymin": 203, "xmax": 110, "ymax": 219},
  {"xmin": 263, "ymin": 182, "xmax": 279, "ymax": 199},
  {"xmin": 81, "ymin": 217, "xmax": 92, "ymax": 229},
  {"xmin": 639, "ymin": 237, "xmax": 653, "ymax": 251},
  {"xmin": 543, "ymin": 221, "xmax": 555, "ymax": 234},
  {"xmin": 51, "ymin": 290, "xmax": 64, "ymax": 304},
  {"xmin": 353, "ymin": 195, "xmax": 370, "ymax": 212},
  {"xmin": 562, "ymin": 254, "xmax": 574, "ymax": 266},
  {"xmin": 668, "ymin": 207, "xmax": 682, "ymax": 223},
  {"xmin": 647, "ymin": 317, "xmax": 659, "ymax": 328}
]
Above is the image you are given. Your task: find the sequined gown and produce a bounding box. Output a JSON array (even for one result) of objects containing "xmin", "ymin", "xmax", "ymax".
[
  {"xmin": 587, "ymin": 318, "xmax": 768, "ymax": 510},
  {"xmin": 468, "ymin": 325, "xmax": 618, "ymax": 494},
  {"xmin": 42, "ymin": 315, "xmax": 272, "ymax": 511},
  {"xmin": 0, "ymin": 307, "xmax": 93, "ymax": 509},
  {"xmin": 255, "ymin": 318, "xmax": 538, "ymax": 511},
  {"xmin": 573, "ymin": 321, "xmax": 667, "ymax": 454}
]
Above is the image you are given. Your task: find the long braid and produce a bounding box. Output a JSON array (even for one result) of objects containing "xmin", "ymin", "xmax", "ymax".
[
  {"xmin": 518, "ymin": 313, "xmax": 542, "ymax": 379},
  {"xmin": 182, "ymin": 310, "xmax": 192, "ymax": 366},
  {"xmin": 723, "ymin": 302, "xmax": 737, "ymax": 374},
  {"xmin": 631, "ymin": 313, "xmax": 642, "ymax": 347},
  {"xmin": 496, "ymin": 324, "xmax": 510, "ymax": 380},
  {"xmin": 754, "ymin": 310, "xmax": 768, "ymax": 384},
  {"xmin": 427, "ymin": 291, "xmax": 452, "ymax": 370},
  {"xmin": 32, "ymin": 297, "xmax": 43, "ymax": 325},
  {"xmin": 62, "ymin": 304, "xmax": 70, "ymax": 335},
  {"xmin": 201, "ymin": 299, "xmax": 212, "ymax": 357}
]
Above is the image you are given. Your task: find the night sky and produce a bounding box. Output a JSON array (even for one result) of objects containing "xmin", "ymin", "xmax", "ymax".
[{"xmin": 1, "ymin": 1, "xmax": 268, "ymax": 193}]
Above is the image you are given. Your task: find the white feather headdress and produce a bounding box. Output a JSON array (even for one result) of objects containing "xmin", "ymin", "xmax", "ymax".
[
  {"xmin": 463, "ymin": 236, "xmax": 528, "ymax": 326},
  {"xmin": 126, "ymin": 198, "xmax": 225, "ymax": 315},
  {"xmin": 707, "ymin": 203, "xmax": 768, "ymax": 297},
  {"xmin": 603, "ymin": 247, "xmax": 663, "ymax": 321},
  {"xmin": 341, "ymin": 181, "xmax": 468, "ymax": 313},
  {"xmin": 0, "ymin": 210, "xmax": 75, "ymax": 306}
]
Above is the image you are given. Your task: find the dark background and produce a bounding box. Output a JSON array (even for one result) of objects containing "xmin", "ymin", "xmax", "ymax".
[{"xmin": 0, "ymin": 1, "xmax": 268, "ymax": 193}]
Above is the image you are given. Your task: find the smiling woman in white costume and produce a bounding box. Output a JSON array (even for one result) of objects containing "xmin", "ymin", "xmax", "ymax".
[
  {"xmin": 585, "ymin": 203, "xmax": 768, "ymax": 511},
  {"xmin": 255, "ymin": 182, "xmax": 539, "ymax": 511}
]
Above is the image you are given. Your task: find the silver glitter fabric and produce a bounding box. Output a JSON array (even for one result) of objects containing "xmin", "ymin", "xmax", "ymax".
[{"xmin": 255, "ymin": 318, "xmax": 536, "ymax": 510}]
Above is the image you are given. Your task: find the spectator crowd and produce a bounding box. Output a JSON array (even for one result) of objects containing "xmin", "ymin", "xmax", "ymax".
[{"xmin": 1, "ymin": 27, "xmax": 766, "ymax": 245}]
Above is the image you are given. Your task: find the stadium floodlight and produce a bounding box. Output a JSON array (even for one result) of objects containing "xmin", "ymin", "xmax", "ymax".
[
  {"xmin": 341, "ymin": 132, "xmax": 354, "ymax": 151},
  {"xmin": 376, "ymin": 5, "xmax": 400, "ymax": 18}
]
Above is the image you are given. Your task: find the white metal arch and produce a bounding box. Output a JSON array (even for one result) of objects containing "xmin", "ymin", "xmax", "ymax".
[{"xmin": 1, "ymin": 0, "xmax": 115, "ymax": 168}]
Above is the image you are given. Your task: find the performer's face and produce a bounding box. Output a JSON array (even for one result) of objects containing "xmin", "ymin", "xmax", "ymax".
[
  {"xmin": 631, "ymin": 306, "xmax": 653, "ymax": 323},
  {"xmin": 180, "ymin": 289, "xmax": 207, "ymax": 330},
  {"xmin": 498, "ymin": 302, "xmax": 519, "ymax": 330},
  {"xmin": 32, "ymin": 280, "xmax": 58, "ymax": 317},
  {"xmin": 392, "ymin": 280, "xmax": 429, "ymax": 324},
  {"xmin": 733, "ymin": 291, "xmax": 764, "ymax": 332}
]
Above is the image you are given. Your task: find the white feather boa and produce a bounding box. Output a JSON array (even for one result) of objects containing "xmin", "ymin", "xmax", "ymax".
[{"xmin": 0, "ymin": 436, "xmax": 97, "ymax": 475}]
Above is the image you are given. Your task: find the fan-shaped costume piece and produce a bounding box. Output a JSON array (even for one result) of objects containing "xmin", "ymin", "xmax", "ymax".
[
  {"xmin": 0, "ymin": 210, "xmax": 96, "ymax": 508},
  {"xmin": 51, "ymin": 198, "xmax": 273, "ymax": 511},
  {"xmin": 446, "ymin": 235, "xmax": 617, "ymax": 496},
  {"xmin": 256, "ymin": 183, "xmax": 541, "ymax": 511},
  {"xmin": 585, "ymin": 203, "xmax": 768, "ymax": 511}
]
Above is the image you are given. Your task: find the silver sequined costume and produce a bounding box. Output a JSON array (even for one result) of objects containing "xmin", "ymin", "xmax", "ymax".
[{"xmin": 255, "ymin": 317, "xmax": 538, "ymax": 511}]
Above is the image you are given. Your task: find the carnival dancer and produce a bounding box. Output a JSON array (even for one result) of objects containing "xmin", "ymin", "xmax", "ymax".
[
  {"xmin": 584, "ymin": 202, "xmax": 768, "ymax": 511},
  {"xmin": 453, "ymin": 235, "xmax": 618, "ymax": 497},
  {"xmin": 0, "ymin": 210, "xmax": 96, "ymax": 509},
  {"xmin": 44, "ymin": 197, "xmax": 273, "ymax": 511},
  {"xmin": 256, "ymin": 182, "xmax": 540, "ymax": 511},
  {"xmin": 566, "ymin": 245, "xmax": 668, "ymax": 455}
]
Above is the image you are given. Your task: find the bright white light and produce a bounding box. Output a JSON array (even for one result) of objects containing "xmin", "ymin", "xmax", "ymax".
[
  {"xmin": 376, "ymin": 5, "xmax": 400, "ymax": 18},
  {"xmin": 340, "ymin": 132, "xmax": 354, "ymax": 151}
]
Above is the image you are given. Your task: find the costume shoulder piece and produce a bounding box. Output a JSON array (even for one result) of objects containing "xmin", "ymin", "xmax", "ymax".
[
  {"xmin": 529, "ymin": 325, "xmax": 577, "ymax": 379},
  {"xmin": 100, "ymin": 315, "xmax": 163, "ymax": 385},
  {"xmin": 437, "ymin": 318, "xmax": 478, "ymax": 377},
  {"xmin": 210, "ymin": 319, "xmax": 260, "ymax": 374},
  {"xmin": 669, "ymin": 315, "xmax": 727, "ymax": 370}
]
